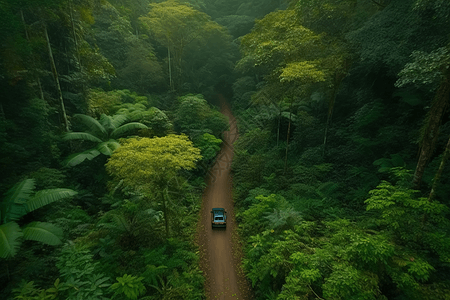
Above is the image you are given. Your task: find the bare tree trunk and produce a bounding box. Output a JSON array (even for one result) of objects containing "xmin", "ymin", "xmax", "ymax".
[
  {"xmin": 168, "ymin": 47, "xmax": 173, "ymax": 90},
  {"xmin": 69, "ymin": 0, "xmax": 81, "ymax": 69},
  {"xmin": 20, "ymin": 10, "xmax": 29, "ymax": 40},
  {"xmin": 37, "ymin": 77, "xmax": 44, "ymax": 101},
  {"xmin": 277, "ymin": 99, "xmax": 282, "ymax": 147},
  {"xmin": 323, "ymin": 70, "xmax": 346, "ymax": 157},
  {"xmin": 69, "ymin": 0, "xmax": 86, "ymax": 96},
  {"xmin": 163, "ymin": 188, "xmax": 169, "ymax": 237},
  {"xmin": 0, "ymin": 102, "xmax": 5, "ymax": 122},
  {"xmin": 284, "ymin": 102, "xmax": 292, "ymax": 174},
  {"xmin": 413, "ymin": 72, "xmax": 450, "ymax": 189},
  {"xmin": 21, "ymin": 10, "xmax": 45, "ymax": 101},
  {"xmin": 44, "ymin": 23, "xmax": 70, "ymax": 132},
  {"xmin": 428, "ymin": 136, "xmax": 450, "ymax": 201},
  {"xmin": 322, "ymin": 94, "xmax": 335, "ymax": 157}
]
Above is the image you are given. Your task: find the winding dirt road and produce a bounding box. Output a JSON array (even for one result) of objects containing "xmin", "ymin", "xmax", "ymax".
[{"xmin": 197, "ymin": 95, "xmax": 253, "ymax": 300}]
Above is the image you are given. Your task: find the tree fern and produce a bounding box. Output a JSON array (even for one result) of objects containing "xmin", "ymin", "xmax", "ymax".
[
  {"xmin": 111, "ymin": 214, "xmax": 131, "ymax": 233},
  {"xmin": 0, "ymin": 222, "xmax": 23, "ymax": 258},
  {"xmin": 27, "ymin": 189, "xmax": 78, "ymax": 212},
  {"xmin": 22, "ymin": 221, "xmax": 63, "ymax": 245}
]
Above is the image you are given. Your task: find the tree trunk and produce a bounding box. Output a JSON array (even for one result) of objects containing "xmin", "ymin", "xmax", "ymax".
[
  {"xmin": 162, "ymin": 188, "xmax": 169, "ymax": 237},
  {"xmin": 0, "ymin": 102, "xmax": 5, "ymax": 122},
  {"xmin": 168, "ymin": 46, "xmax": 173, "ymax": 90},
  {"xmin": 323, "ymin": 71, "xmax": 346, "ymax": 157},
  {"xmin": 44, "ymin": 23, "xmax": 70, "ymax": 132},
  {"xmin": 20, "ymin": 10, "xmax": 29, "ymax": 40},
  {"xmin": 412, "ymin": 72, "xmax": 450, "ymax": 189},
  {"xmin": 21, "ymin": 10, "xmax": 45, "ymax": 101},
  {"xmin": 37, "ymin": 77, "xmax": 44, "ymax": 101},
  {"xmin": 428, "ymin": 135, "xmax": 450, "ymax": 201},
  {"xmin": 69, "ymin": 0, "xmax": 81, "ymax": 70},
  {"xmin": 277, "ymin": 99, "xmax": 282, "ymax": 147},
  {"xmin": 284, "ymin": 102, "xmax": 292, "ymax": 174}
]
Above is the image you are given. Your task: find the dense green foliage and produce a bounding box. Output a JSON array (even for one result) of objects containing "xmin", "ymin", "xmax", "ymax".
[
  {"xmin": 0, "ymin": 1, "xmax": 227, "ymax": 298},
  {"xmin": 1, "ymin": 0, "xmax": 450, "ymax": 299},
  {"xmin": 230, "ymin": 0, "xmax": 450, "ymax": 299}
]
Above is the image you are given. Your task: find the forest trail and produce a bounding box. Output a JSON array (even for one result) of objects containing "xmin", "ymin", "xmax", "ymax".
[{"xmin": 197, "ymin": 95, "xmax": 252, "ymax": 300}]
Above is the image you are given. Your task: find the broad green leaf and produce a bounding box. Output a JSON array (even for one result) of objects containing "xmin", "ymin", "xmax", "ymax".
[
  {"xmin": 63, "ymin": 149, "xmax": 101, "ymax": 167},
  {"xmin": 26, "ymin": 189, "xmax": 78, "ymax": 212},
  {"xmin": 0, "ymin": 222, "xmax": 23, "ymax": 258},
  {"xmin": 63, "ymin": 132, "xmax": 103, "ymax": 143},
  {"xmin": 22, "ymin": 222, "xmax": 63, "ymax": 246},
  {"xmin": 110, "ymin": 114, "xmax": 128, "ymax": 128},
  {"xmin": 97, "ymin": 140, "xmax": 121, "ymax": 156},
  {"xmin": 2, "ymin": 179, "xmax": 34, "ymax": 222},
  {"xmin": 110, "ymin": 122, "xmax": 148, "ymax": 139},
  {"xmin": 73, "ymin": 114, "xmax": 107, "ymax": 138}
]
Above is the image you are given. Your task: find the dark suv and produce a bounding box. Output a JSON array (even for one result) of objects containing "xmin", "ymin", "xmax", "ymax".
[{"xmin": 211, "ymin": 208, "xmax": 227, "ymax": 228}]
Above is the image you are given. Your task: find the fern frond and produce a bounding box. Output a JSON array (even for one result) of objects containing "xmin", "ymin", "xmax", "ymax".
[
  {"xmin": 63, "ymin": 149, "xmax": 101, "ymax": 167},
  {"xmin": 143, "ymin": 209, "xmax": 163, "ymax": 222},
  {"xmin": 0, "ymin": 222, "xmax": 23, "ymax": 258},
  {"xmin": 97, "ymin": 140, "xmax": 121, "ymax": 156},
  {"xmin": 112, "ymin": 214, "xmax": 131, "ymax": 233},
  {"xmin": 22, "ymin": 222, "xmax": 63, "ymax": 245},
  {"xmin": 111, "ymin": 122, "xmax": 148, "ymax": 139},
  {"xmin": 73, "ymin": 114, "xmax": 107, "ymax": 139},
  {"xmin": 2, "ymin": 179, "xmax": 34, "ymax": 222},
  {"xmin": 27, "ymin": 189, "xmax": 78, "ymax": 213},
  {"xmin": 62, "ymin": 132, "xmax": 103, "ymax": 143}
]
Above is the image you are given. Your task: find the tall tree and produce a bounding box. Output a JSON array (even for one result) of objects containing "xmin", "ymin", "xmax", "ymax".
[
  {"xmin": 237, "ymin": 7, "xmax": 347, "ymax": 160},
  {"xmin": 105, "ymin": 135, "xmax": 202, "ymax": 236},
  {"xmin": 139, "ymin": 0, "xmax": 229, "ymax": 90},
  {"xmin": 396, "ymin": 47, "xmax": 450, "ymax": 189}
]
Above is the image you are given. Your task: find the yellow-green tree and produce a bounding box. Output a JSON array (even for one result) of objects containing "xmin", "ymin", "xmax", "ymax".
[
  {"xmin": 139, "ymin": 0, "xmax": 228, "ymax": 90},
  {"xmin": 106, "ymin": 134, "xmax": 201, "ymax": 236},
  {"xmin": 237, "ymin": 8, "xmax": 349, "ymax": 156}
]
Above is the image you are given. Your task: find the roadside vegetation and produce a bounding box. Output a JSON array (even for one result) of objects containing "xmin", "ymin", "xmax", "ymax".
[{"xmin": 1, "ymin": 0, "xmax": 450, "ymax": 299}]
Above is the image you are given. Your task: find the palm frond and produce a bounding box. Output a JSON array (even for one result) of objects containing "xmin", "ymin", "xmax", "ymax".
[
  {"xmin": 111, "ymin": 122, "xmax": 148, "ymax": 139},
  {"xmin": 0, "ymin": 222, "xmax": 23, "ymax": 258},
  {"xmin": 62, "ymin": 132, "xmax": 103, "ymax": 143},
  {"xmin": 62, "ymin": 148, "xmax": 101, "ymax": 167},
  {"xmin": 27, "ymin": 189, "xmax": 78, "ymax": 213},
  {"xmin": 2, "ymin": 179, "xmax": 35, "ymax": 223},
  {"xmin": 22, "ymin": 221, "xmax": 63, "ymax": 246},
  {"xmin": 97, "ymin": 140, "xmax": 121, "ymax": 156},
  {"xmin": 73, "ymin": 114, "xmax": 107, "ymax": 139}
]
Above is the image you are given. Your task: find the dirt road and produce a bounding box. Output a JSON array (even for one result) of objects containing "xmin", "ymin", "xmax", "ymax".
[{"xmin": 197, "ymin": 95, "xmax": 252, "ymax": 300}]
